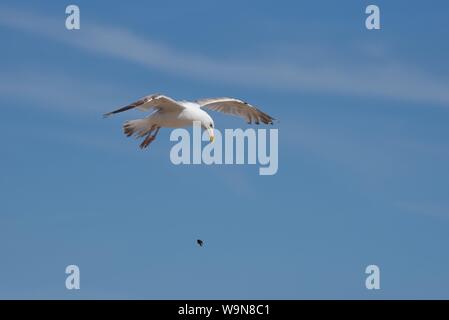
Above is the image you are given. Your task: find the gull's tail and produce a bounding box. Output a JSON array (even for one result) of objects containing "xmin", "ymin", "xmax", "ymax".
[{"xmin": 123, "ymin": 119, "xmax": 154, "ymax": 138}]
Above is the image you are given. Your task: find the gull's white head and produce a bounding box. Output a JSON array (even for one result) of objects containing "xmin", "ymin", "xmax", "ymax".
[{"xmin": 199, "ymin": 111, "xmax": 215, "ymax": 142}]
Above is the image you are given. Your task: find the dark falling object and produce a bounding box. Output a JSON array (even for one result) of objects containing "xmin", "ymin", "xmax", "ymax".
[{"xmin": 197, "ymin": 239, "xmax": 204, "ymax": 247}]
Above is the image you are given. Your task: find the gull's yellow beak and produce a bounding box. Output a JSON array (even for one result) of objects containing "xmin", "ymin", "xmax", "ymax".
[{"xmin": 208, "ymin": 128, "xmax": 215, "ymax": 142}]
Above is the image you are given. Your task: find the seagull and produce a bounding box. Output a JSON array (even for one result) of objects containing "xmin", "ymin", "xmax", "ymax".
[{"xmin": 104, "ymin": 94, "xmax": 275, "ymax": 149}]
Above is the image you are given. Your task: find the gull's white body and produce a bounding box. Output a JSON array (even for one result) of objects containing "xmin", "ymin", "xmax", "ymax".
[
  {"xmin": 104, "ymin": 94, "xmax": 275, "ymax": 149},
  {"xmin": 145, "ymin": 101, "xmax": 211, "ymax": 128}
]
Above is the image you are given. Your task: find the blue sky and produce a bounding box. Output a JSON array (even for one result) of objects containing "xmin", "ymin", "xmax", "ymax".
[{"xmin": 0, "ymin": 0, "xmax": 448, "ymax": 299}]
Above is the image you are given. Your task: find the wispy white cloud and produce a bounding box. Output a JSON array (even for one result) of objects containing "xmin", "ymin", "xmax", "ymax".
[
  {"xmin": 281, "ymin": 116, "xmax": 449, "ymax": 181},
  {"xmin": 0, "ymin": 70, "xmax": 123, "ymax": 113},
  {"xmin": 1, "ymin": 7, "xmax": 449, "ymax": 106},
  {"xmin": 396, "ymin": 201, "xmax": 449, "ymax": 220}
]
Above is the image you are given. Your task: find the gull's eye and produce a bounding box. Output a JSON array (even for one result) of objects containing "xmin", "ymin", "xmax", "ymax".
[{"xmin": 210, "ymin": 123, "xmax": 214, "ymax": 128}]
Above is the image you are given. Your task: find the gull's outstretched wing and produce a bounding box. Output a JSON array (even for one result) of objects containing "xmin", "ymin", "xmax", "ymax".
[
  {"xmin": 103, "ymin": 94, "xmax": 184, "ymax": 117},
  {"xmin": 196, "ymin": 97, "xmax": 275, "ymax": 124}
]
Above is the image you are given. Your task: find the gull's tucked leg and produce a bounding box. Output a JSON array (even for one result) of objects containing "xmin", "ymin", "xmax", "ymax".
[
  {"xmin": 139, "ymin": 126, "xmax": 160, "ymax": 149},
  {"xmin": 137, "ymin": 125, "xmax": 156, "ymax": 138}
]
